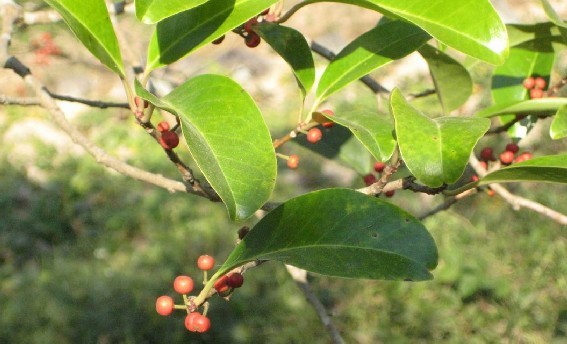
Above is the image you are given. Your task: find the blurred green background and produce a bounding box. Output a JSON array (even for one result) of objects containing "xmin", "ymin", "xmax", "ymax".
[{"xmin": 1, "ymin": 1, "xmax": 567, "ymax": 343}]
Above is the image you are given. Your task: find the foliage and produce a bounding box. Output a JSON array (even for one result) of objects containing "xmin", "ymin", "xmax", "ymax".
[{"xmin": 2, "ymin": 0, "xmax": 567, "ymax": 342}]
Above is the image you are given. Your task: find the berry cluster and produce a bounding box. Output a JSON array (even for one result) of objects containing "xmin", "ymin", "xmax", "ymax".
[
  {"xmin": 32, "ymin": 32, "xmax": 61, "ymax": 65},
  {"xmin": 472, "ymin": 145, "xmax": 533, "ymax": 186},
  {"xmin": 155, "ymin": 255, "xmax": 246, "ymax": 333},
  {"xmin": 212, "ymin": 9, "xmax": 271, "ymax": 48},
  {"xmin": 523, "ymin": 76, "xmax": 547, "ymax": 99},
  {"xmin": 362, "ymin": 161, "xmax": 394, "ymax": 197}
]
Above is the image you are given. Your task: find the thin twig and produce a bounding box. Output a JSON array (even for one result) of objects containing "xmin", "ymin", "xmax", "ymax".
[
  {"xmin": 47, "ymin": 90, "xmax": 130, "ymax": 109},
  {"xmin": 0, "ymin": 94, "xmax": 40, "ymax": 106},
  {"xmin": 469, "ymin": 155, "xmax": 567, "ymax": 225},
  {"xmin": 285, "ymin": 265, "xmax": 345, "ymax": 344},
  {"xmin": 310, "ymin": 40, "xmax": 390, "ymax": 94}
]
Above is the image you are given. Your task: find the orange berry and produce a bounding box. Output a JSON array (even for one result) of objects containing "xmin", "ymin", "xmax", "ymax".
[
  {"xmin": 287, "ymin": 154, "xmax": 299, "ymax": 169},
  {"xmin": 529, "ymin": 88, "xmax": 544, "ymax": 99},
  {"xmin": 534, "ymin": 77, "xmax": 546, "ymax": 90},
  {"xmin": 197, "ymin": 255, "xmax": 215, "ymax": 271},
  {"xmin": 173, "ymin": 275, "xmax": 194, "ymax": 295},
  {"xmin": 374, "ymin": 161, "xmax": 386, "ymax": 173},
  {"xmin": 155, "ymin": 296, "xmax": 174, "ymax": 316},
  {"xmin": 522, "ymin": 77, "xmax": 535, "ymax": 89},
  {"xmin": 185, "ymin": 312, "xmax": 201, "ymax": 332},
  {"xmin": 306, "ymin": 128, "xmax": 323, "ymax": 143},
  {"xmin": 499, "ymin": 151, "xmax": 515, "ymax": 165}
]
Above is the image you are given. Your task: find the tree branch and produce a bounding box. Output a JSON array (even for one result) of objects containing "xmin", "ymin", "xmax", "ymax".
[
  {"xmin": 285, "ymin": 265, "xmax": 345, "ymax": 344},
  {"xmin": 469, "ymin": 155, "xmax": 567, "ymax": 225}
]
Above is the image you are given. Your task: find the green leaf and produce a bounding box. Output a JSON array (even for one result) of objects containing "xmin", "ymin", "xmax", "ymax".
[
  {"xmin": 476, "ymin": 98, "xmax": 567, "ymax": 118},
  {"xmin": 479, "ymin": 154, "xmax": 567, "ymax": 184},
  {"xmin": 418, "ymin": 44, "xmax": 472, "ymax": 112},
  {"xmin": 491, "ymin": 47, "xmax": 555, "ymax": 104},
  {"xmin": 254, "ymin": 23, "xmax": 315, "ymax": 98},
  {"xmin": 541, "ymin": 0, "xmax": 567, "ymax": 44},
  {"xmin": 550, "ymin": 105, "xmax": 567, "ymax": 140},
  {"xmin": 135, "ymin": 76, "xmax": 276, "ymax": 220},
  {"xmin": 316, "ymin": 19, "xmax": 430, "ymax": 103},
  {"xmin": 218, "ymin": 188, "xmax": 438, "ymax": 281},
  {"xmin": 135, "ymin": 0, "xmax": 208, "ymax": 24},
  {"xmin": 321, "ymin": 111, "xmax": 396, "ymax": 161},
  {"xmin": 294, "ymin": 125, "xmax": 372, "ymax": 175},
  {"xmin": 390, "ymin": 89, "xmax": 490, "ymax": 187},
  {"xmin": 306, "ymin": 0, "xmax": 508, "ymax": 64},
  {"xmin": 146, "ymin": 0, "xmax": 278, "ymax": 71},
  {"xmin": 44, "ymin": 0, "xmax": 124, "ymax": 76}
]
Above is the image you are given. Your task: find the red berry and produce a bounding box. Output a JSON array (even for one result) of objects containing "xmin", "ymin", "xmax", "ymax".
[
  {"xmin": 214, "ymin": 275, "xmax": 230, "ymax": 294},
  {"xmin": 363, "ymin": 174, "xmax": 377, "ymax": 186},
  {"xmin": 173, "ymin": 275, "xmax": 194, "ymax": 294},
  {"xmin": 159, "ymin": 131, "xmax": 179, "ymax": 150},
  {"xmin": 245, "ymin": 32, "xmax": 261, "ymax": 48},
  {"xmin": 194, "ymin": 314, "xmax": 211, "ymax": 333},
  {"xmin": 227, "ymin": 272, "xmax": 244, "ymax": 288},
  {"xmin": 287, "ymin": 154, "xmax": 299, "ymax": 169},
  {"xmin": 534, "ymin": 77, "xmax": 546, "ymax": 90},
  {"xmin": 499, "ymin": 151, "xmax": 515, "ymax": 165},
  {"xmin": 487, "ymin": 188, "xmax": 495, "ymax": 197},
  {"xmin": 529, "ymin": 88, "xmax": 544, "ymax": 99},
  {"xmin": 321, "ymin": 109, "xmax": 334, "ymax": 117},
  {"xmin": 244, "ymin": 17, "xmax": 258, "ymax": 33},
  {"xmin": 480, "ymin": 147, "xmax": 495, "ymax": 161},
  {"xmin": 185, "ymin": 312, "xmax": 201, "ymax": 332},
  {"xmin": 134, "ymin": 96, "xmax": 148, "ymax": 109},
  {"xmin": 522, "ymin": 77, "xmax": 535, "ymax": 89},
  {"xmin": 478, "ymin": 161, "xmax": 488, "ymax": 170},
  {"xmin": 471, "ymin": 175, "xmax": 479, "ymax": 182},
  {"xmin": 155, "ymin": 295, "xmax": 174, "ymax": 316},
  {"xmin": 212, "ymin": 35, "xmax": 225, "ymax": 45},
  {"xmin": 514, "ymin": 151, "xmax": 533, "ymax": 163},
  {"xmin": 505, "ymin": 143, "xmax": 519, "ymax": 154},
  {"xmin": 157, "ymin": 121, "xmax": 170, "ymax": 132},
  {"xmin": 385, "ymin": 190, "xmax": 395, "ymax": 198},
  {"xmin": 374, "ymin": 161, "xmax": 386, "ymax": 173},
  {"xmin": 321, "ymin": 109, "xmax": 334, "ymax": 128},
  {"xmin": 306, "ymin": 128, "xmax": 323, "ymax": 143},
  {"xmin": 197, "ymin": 255, "xmax": 215, "ymax": 271}
]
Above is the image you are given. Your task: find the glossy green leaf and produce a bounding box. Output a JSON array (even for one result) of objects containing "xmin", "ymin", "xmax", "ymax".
[
  {"xmin": 390, "ymin": 89, "xmax": 490, "ymax": 187},
  {"xmin": 146, "ymin": 0, "xmax": 278, "ymax": 71},
  {"xmin": 254, "ymin": 23, "xmax": 315, "ymax": 98},
  {"xmin": 135, "ymin": 0, "xmax": 208, "ymax": 24},
  {"xmin": 316, "ymin": 20, "xmax": 430, "ymax": 103},
  {"xmin": 476, "ymin": 98, "xmax": 567, "ymax": 118},
  {"xmin": 303, "ymin": 0, "xmax": 508, "ymax": 65},
  {"xmin": 44, "ymin": 0, "xmax": 124, "ymax": 76},
  {"xmin": 218, "ymin": 188, "xmax": 438, "ymax": 281},
  {"xmin": 550, "ymin": 105, "xmax": 567, "ymax": 140},
  {"xmin": 294, "ymin": 124, "xmax": 372, "ymax": 174},
  {"xmin": 321, "ymin": 111, "xmax": 396, "ymax": 161},
  {"xmin": 418, "ymin": 44, "xmax": 472, "ymax": 112},
  {"xmin": 479, "ymin": 154, "xmax": 567, "ymax": 184},
  {"xmin": 135, "ymin": 76, "xmax": 276, "ymax": 220},
  {"xmin": 491, "ymin": 47, "xmax": 555, "ymax": 104}
]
